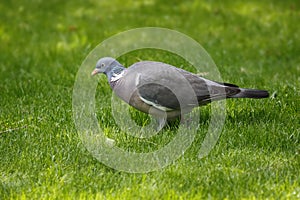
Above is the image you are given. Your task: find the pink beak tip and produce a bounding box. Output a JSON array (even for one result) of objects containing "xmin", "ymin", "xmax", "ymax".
[{"xmin": 91, "ymin": 69, "xmax": 98, "ymax": 76}]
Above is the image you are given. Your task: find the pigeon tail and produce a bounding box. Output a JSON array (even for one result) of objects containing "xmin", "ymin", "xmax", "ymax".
[{"xmin": 230, "ymin": 88, "xmax": 269, "ymax": 99}]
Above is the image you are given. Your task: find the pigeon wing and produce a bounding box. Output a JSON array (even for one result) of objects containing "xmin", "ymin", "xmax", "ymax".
[
  {"xmin": 130, "ymin": 61, "xmax": 241, "ymax": 110},
  {"xmin": 132, "ymin": 62, "xmax": 202, "ymax": 111}
]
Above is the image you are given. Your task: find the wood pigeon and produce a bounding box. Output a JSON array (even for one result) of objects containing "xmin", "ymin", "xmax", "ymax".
[{"xmin": 91, "ymin": 57, "xmax": 269, "ymax": 128}]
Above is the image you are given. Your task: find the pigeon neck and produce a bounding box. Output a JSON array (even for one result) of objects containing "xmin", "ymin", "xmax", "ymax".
[{"xmin": 107, "ymin": 65, "xmax": 125, "ymax": 83}]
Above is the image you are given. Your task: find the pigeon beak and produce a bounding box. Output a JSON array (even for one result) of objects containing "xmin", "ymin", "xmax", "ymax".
[{"xmin": 91, "ymin": 69, "xmax": 100, "ymax": 76}]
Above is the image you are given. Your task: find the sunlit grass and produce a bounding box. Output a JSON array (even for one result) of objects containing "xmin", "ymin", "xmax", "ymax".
[{"xmin": 0, "ymin": 0, "xmax": 299, "ymax": 199}]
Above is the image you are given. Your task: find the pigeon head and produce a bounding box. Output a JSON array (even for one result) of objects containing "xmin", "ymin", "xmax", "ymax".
[
  {"xmin": 92, "ymin": 57, "xmax": 122, "ymax": 76},
  {"xmin": 91, "ymin": 57, "xmax": 124, "ymax": 77}
]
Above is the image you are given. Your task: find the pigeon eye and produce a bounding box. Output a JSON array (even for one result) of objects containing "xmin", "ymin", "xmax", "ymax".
[{"xmin": 101, "ymin": 63, "xmax": 105, "ymax": 67}]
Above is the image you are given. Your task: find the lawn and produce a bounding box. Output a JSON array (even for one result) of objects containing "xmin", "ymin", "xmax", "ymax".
[{"xmin": 0, "ymin": 0, "xmax": 299, "ymax": 199}]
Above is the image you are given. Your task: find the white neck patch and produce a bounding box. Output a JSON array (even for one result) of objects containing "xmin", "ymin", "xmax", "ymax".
[{"xmin": 110, "ymin": 71, "xmax": 125, "ymax": 82}]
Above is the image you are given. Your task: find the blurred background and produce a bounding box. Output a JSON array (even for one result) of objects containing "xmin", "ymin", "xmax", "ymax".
[{"xmin": 1, "ymin": 0, "xmax": 299, "ymax": 84}]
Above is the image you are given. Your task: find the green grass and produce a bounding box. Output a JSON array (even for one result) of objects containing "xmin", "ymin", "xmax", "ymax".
[{"xmin": 1, "ymin": 0, "xmax": 299, "ymax": 199}]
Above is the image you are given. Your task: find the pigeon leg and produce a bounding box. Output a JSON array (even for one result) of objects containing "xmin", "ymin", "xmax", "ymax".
[
  {"xmin": 156, "ymin": 117, "xmax": 167, "ymax": 132},
  {"xmin": 180, "ymin": 114, "xmax": 185, "ymax": 124},
  {"xmin": 148, "ymin": 106, "xmax": 167, "ymax": 131},
  {"xmin": 180, "ymin": 114, "xmax": 192, "ymax": 128}
]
